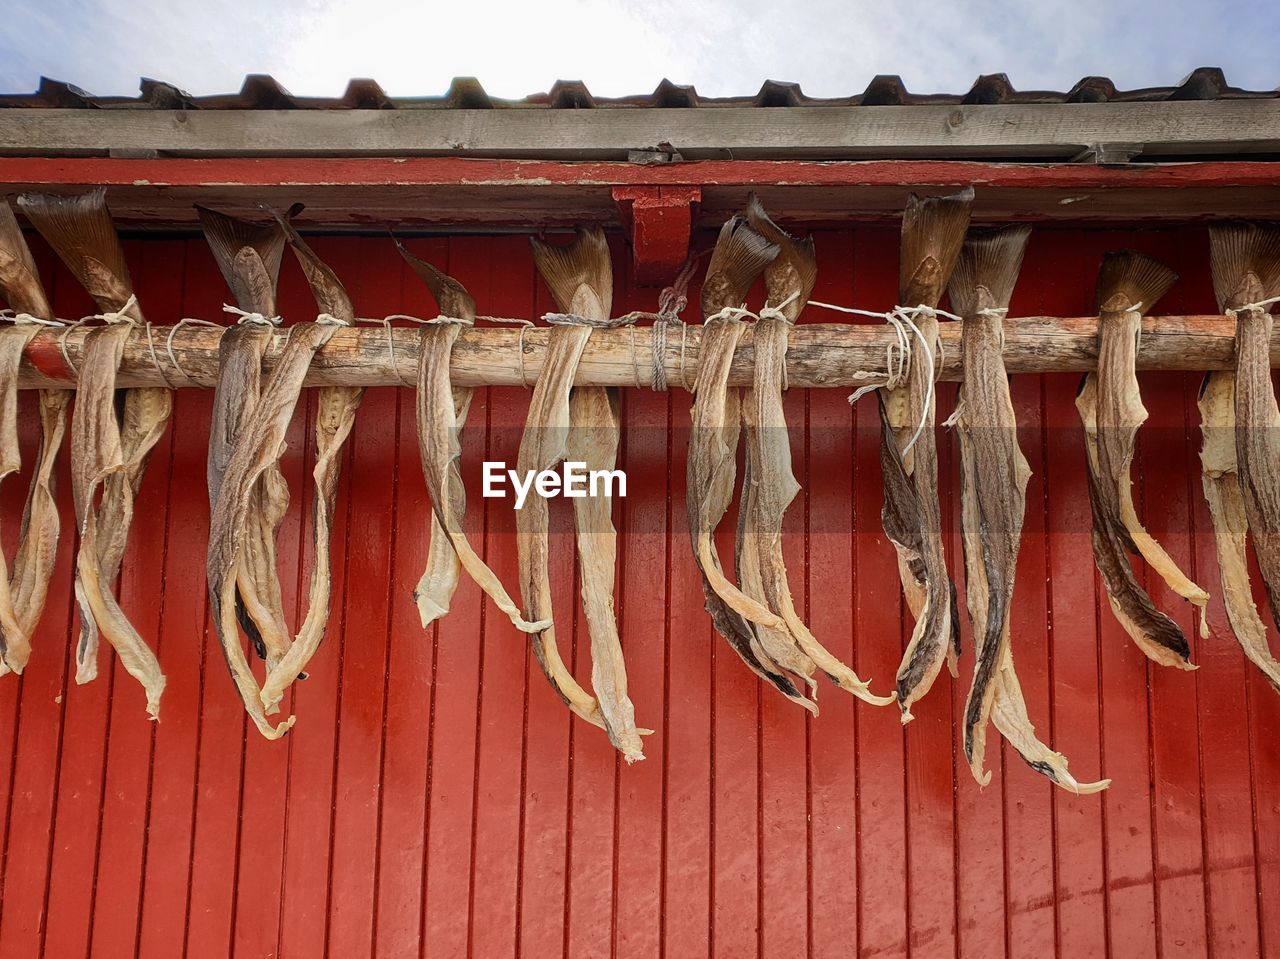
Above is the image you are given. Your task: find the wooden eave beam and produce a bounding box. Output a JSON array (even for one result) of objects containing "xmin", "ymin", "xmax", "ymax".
[
  {"xmin": 2, "ymin": 157, "xmax": 1280, "ymax": 228},
  {"xmin": 1, "ymin": 101, "xmax": 1278, "ymax": 160}
]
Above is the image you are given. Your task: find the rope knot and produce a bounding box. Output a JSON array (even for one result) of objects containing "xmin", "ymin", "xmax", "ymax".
[{"xmin": 223, "ymin": 304, "xmax": 281, "ymax": 326}]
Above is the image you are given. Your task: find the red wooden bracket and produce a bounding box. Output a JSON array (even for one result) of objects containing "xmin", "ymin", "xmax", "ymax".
[{"xmin": 612, "ymin": 186, "xmax": 700, "ymax": 286}]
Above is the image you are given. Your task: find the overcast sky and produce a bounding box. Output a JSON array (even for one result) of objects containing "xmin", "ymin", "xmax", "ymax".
[{"xmin": 1, "ymin": 0, "xmax": 1276, "ymax": 99}]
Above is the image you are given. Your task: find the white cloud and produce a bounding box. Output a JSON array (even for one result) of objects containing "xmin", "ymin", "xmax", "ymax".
[{"xmin": 0, "ymin": 0, "xmax": 1274, "ymax": 98}]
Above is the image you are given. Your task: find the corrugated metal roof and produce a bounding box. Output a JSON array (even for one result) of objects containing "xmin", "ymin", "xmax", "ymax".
[{"xmin": 1, "ymin": 67, "xmax": 1274, "ymax": 111}]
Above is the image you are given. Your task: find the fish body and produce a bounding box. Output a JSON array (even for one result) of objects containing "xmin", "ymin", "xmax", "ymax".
[
  {"xmin": 0, "ymin": 201, "xmax": 68, "ymax": 677},
  {"xmin": 881, "ymin": 189, "xmax": 972, "ymax": 720},
  {"xmin": 519, "ymin": 228, "xmax": 647, "ymax": 758},
  {"xmin": 1077, "ymin": 251, "xmax": 1198, "ymax": 668},
  {"xmin": 19, "ymin": 190, "xmax": 169, "ymax": 716},
  {"xmin": 949, "ymin": 225, "xmax": 1109, "ymax": 792}
]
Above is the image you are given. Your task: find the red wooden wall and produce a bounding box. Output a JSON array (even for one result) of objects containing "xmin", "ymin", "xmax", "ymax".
[{"xmin": 0, "ymin": 223, "xmax": 1275, "ymax": 959}]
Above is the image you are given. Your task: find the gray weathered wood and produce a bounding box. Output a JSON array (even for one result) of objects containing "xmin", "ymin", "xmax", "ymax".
[
  {"xmin": 16, "ymin": 313, "xmax": 1273, "ymax": 391},
  {"xmin": 2, "ymin": 102, "xmax": 1278, "ymax": 160}
]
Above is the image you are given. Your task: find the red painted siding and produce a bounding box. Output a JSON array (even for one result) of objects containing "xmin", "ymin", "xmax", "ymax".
[{"xmin": 0, "ymin": 224, "xmax": 1274, "ymax": 959}]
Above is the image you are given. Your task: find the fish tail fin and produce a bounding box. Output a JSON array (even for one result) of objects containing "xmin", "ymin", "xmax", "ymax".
[
  {"xmin": 261, "ymin": 204, "xmax": 355, "ymax": 322},
  {"xmin": 746, "ymin": 193, "xmax": 818, "ymax": 319},
  {"xmin": 530, "ymin": 226, "xmax": 613, "ymax": 320},
  {"xmin": 1208, "ymin": 221, "xmax": 1280, "ymax": 312},
  {"xmin": 196, "ymin": 206, "xmax": 290, "ymax": 316},
  {"xmin": 702, "ymin": 215, "xmax": 779, "ymax": 315},
  {"xmin": 18, "ymin": 188, "xmax": 140, "ymax": 318},
  {"xmin": 393, "ymin": 235, "xmax": 478, "ymax": 323},
  {"xmin": 899, "ymin": 186, "xmax": 975, "ymax": 306},
  {"xmin": 948, "ymin": 224, "xmax": 1032, "ymax": 315},
  {"xmin": 1095, "ymin": 250, "xmax": 1177, "ymax": 316},
  {"xmin": 0, "ymin": 200, "xmax": 53, "ymax": 319}
]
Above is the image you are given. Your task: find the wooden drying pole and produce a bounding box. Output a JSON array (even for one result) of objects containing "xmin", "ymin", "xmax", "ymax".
[{"xmin": 16, "ymin": 313, "xmax": 1272, "ymax": 391}]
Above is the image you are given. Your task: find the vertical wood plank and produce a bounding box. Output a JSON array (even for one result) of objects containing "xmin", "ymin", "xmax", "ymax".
[
  {"xmin": 850, "ymin": 224, "xmax": 910, "ymax": 958},
  {"xmin": 417, "ymin": 235, "xmax": 487, "ymax": 959},
  {"xmin": 273, "ymin": 236, "xmax": 357, "ymax": 958},
  {"xmin": 662, "ymin": 271, "xmax": 713, "ymax": 959},
  {"xmin": 87, "ymin": 239, "xmax": 181, "ymax": 958},
  {"xmin": 806, "ymin": 230, "xmax": 863, "ymax": 959},
  {"xmin": 467, "ymin": 235, "xmax": 537, "ymax": 959},
  {"xmin": 372, "ymin": 236, "xmax": 449, "ymax": 959},
  {"xmin": 610, "ymin": 271, "xmax": 669, "ymax": 958},
  {"xmin": 327, "ymin": 245, "xmax": 402, "ymax": 957}
]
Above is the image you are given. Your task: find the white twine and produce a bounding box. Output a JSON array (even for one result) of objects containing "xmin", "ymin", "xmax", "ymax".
[
  {"xmin": 316, "ymin": 312, "xmax": 349, "ymax": 327},
  {"xmin": 223, "ymin": 304, "xmax": 281, "ymax": 327},
  {"xmin": 807, "ymin": 301, "xmax": 953, "ymax": 456},
  {"xmin": 477, "ymin": 315, "xmax": 536, "ymax": 388},
  {"xmin": 1226, "ymin": 296, "xmax": 1280, "ymax": 316},
  {"xmin": 144, "ymin": 323, "xmax": 177, "ymax": 389},
  {"xmin": 704, "ymin": 304, "xmax": 757, "ymax": 324},
  {"xmin": 95, "ymin": 293, "xmax": 140, "ymax": 326},
  {"xmin": 756, "ymin": 289, "xmax": 802, "ymax": 325},
  {"xmin": 0, "ymin": 308, "xmax": 63, "ymax": 328},
  {"xmin": 166, "ymin": 318, "xmax": 223, "ymax": 387}
]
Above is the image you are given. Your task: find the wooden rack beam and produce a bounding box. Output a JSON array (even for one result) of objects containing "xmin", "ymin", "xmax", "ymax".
[{"xmin": 16, "ymin": 314, "xmax": 1270, "ymax": 391}]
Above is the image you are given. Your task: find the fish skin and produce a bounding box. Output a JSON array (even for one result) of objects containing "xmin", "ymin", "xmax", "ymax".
[
  {"xmin": 743, "ymin": 196, "xmax": 892, "ymax": 706},
  {"xmin": 18, "ymin": 190, "xmax": 170, "ymax": 716},
  {"xmin": 1201, "ymin": 222, "xmax": 1280, "ymax": 688},
  {"xmin": 1199, "ymin": 373, "xmax": 1280, "ymax": 691},
  {"xmin": 208, "ymin": 322, "xmax": 340, "ymax": 738},
  {"xmin": 0, "ymin": 323, "xmax": 67, "ymax": 676},
  {"xmin": 395, "ymin": 240, "xmax": 549, "ymax": 636},
  {"xmin": 1078, "ymin": 250, "xmax": 1198, "ymax": 668},
  {"xmin": 518, "ymin": 227, "xmax": 648, "ymax": 757},
  {"xmin": 879, "ymin": 189, "xmax": 971, "ymax": 721},
  {"xmin": 1077, "ymin": 376, "xmax": 1193, "ymax": 667},
  {"xmin": 686, "ymin": 217, "xmax": 818, "ymax": 712},
  {"xmin": 200, "ymin": 206, "xmax": 295, "ymax": 680},
  {"xmin": 948, "ymin": 225, "xmax": 1108, "ymax": 792},
  {"xmin": 247, "ymin": 210, "xmax": 367, "ymax": 722}
]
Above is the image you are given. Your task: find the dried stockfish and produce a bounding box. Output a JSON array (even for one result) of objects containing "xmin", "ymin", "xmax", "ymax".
[
  {"xmin": 1076, "ymin": 251, "xmax": 1199, "ymax": 668},
  {"xmin": 0, "ymin": 201, "xmax": 70, "ymax": 676},
  {"xmin": 741, "ymin": 197, "xmax": 892, "ymax": 706},
  {"xmin": 880, "ymin": 189, "xmax": 971, "ymax": 721},
  {"xmin": 394, "ymin": 240, "xmax": 548, "ymax": 634},
  {"xmin": 517, "ymin": 228, "xmax": 646, "ymax": 758},
  {"xmin": 208, "ymin": 211, "xmax": 364, "ymax": 735},
  {"xmin": 686, "ymin": 216, "xmax": 817, "ymax": 713},
  {"xmin": 948, "ymin": 225, "xmax": 1109, "ymax": 793},
  {"xmin": 198, "ymin": 205, "xmax": 293, "ymax": 679},
  {"xmin": 514, "ymin": 228, "xmax": 646, "ymax": 757},
  {"xmin": 1199, "ymin": 223, "xmax": 1280, "ymax": 689},
  {"xmin": 19, "ymin": 189, "xmax": 169, "ymax": 716}
]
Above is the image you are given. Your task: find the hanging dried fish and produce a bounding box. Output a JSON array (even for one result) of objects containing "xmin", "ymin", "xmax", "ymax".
[
  {"xmin": 1076, "ymin": 251, "xmax": 1200, "ymax": 668},
  {"xmin": 18, "ymin": 189, "xmax": 170, "ymax": 716},
  {"xmin": 517, "ymin": 227, "xmax": 645, "ymax": 759},
  {"xmin": 740, "ymin": 197, "xmax": 892, "ymax": 706},
  {"xmin": 879, "ymin": 188, "xmax": 971, "ymax": 721},
  {"xmin": 198, "ymin": 205, "xmax": 293, "ymax": 680},
  {"xmin": 948, "ymin": 225, "xmax": 1109, "ymax": 792},
  {"xmin": 394, "ymin": 240, "xmax": 548, "ymax": 634},
  {"xmin": 208, "ymin": 211, "xmax": 365, "ymax": 736},
  {"xmin": 686, "ymin": 216, "xmax": 817, "ymax": 713},
  {"xmin": 1199, "ymin": 223, "xmax": 1280, "ymax": 689},
  {"xmin": 0, "ymin": 200, "xmax": 70, "ymax": 676}
]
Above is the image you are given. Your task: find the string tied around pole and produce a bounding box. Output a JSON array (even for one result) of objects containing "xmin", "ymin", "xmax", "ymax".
[
  {"xmin": 0, "ymin": 308, "xmax": 63, "ymax": 328},
  {"xmin": 223, "ymin": 304, "xmax": 281, "ymax": 327},
  {"xmin": 480, "ymin": 315, "xmax": 536, "ymax": 389},
  {"xmin": 1226, "ymin": 296, "xmax": 1280, "ymax": 317}
]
